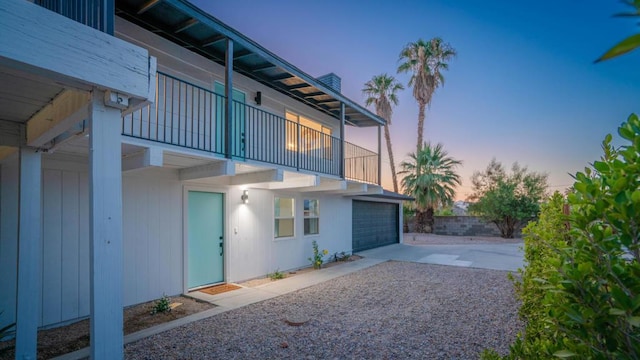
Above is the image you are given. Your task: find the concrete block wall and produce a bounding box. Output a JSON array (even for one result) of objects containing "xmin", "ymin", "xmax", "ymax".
[{"xmin": 432, "ymin": 216, "xmax": 522, "ymax": 238}]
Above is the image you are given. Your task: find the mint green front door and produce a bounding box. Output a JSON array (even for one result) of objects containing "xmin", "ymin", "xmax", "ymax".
[{"xmin": 187, "ymin": 191, "xmax": 224, "ymax": 288}]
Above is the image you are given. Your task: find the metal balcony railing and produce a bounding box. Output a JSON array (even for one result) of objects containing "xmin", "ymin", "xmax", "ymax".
[
  {"xmin": 122, "ymin": 72, "xmax": 378, "ymax": 184},
  {"xmin": 35, "ymin": 0, "xmax": 113, "ymax": 34}
]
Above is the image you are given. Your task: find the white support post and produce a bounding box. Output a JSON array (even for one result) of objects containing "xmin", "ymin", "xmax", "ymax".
[
  {"xmin": 88, "ymin": 89, "xmax": 124, "ymax": 360},
  {"xmin": 15, "ymin": 147, "xmax": 42, "ymax": 360},
  {"xmin": 377, "ymin": 125, "xmax": 382, "ymax": 186}
]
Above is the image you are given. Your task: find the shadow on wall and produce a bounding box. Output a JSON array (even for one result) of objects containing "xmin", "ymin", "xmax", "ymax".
[{"xmin": 405, "ymin": 216, "xmax": 523, "ymax": 238}]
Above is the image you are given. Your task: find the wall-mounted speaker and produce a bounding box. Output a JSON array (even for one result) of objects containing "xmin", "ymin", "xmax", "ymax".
[{"xmin": 255, "ymin": 91, "xmax": 262, "ymax": 105}]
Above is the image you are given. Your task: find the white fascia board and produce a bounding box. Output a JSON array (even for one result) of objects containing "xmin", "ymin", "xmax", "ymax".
[
  {"xmin": 0, "ymin": 0, "xmax": 154, "ymax": 100},
  {"xmin": 122, "ymin": 147, "xmax": 163, "ymax": 172},
  {"xmin": 179, "ymin": 161, "xmax": 235, "ymax": 180},
  {"xmin": 229, "ymin": 169, "xmax": 284, "ymax": 185}
]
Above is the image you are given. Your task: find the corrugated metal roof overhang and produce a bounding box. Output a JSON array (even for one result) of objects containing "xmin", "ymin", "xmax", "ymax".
[{"xmin": 115, "ymin": 0, "xmax": 385, "ymax": 127}]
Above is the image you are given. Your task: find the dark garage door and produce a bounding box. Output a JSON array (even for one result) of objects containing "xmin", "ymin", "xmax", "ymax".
[{"xmin": 352, "ymin": 200, "xmax": 399, "ymax": 252}]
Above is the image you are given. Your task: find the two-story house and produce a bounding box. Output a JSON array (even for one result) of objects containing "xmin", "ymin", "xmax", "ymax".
[{"xmin": 0, "ymin": 0, "xmax": 406, "ymax": 358}]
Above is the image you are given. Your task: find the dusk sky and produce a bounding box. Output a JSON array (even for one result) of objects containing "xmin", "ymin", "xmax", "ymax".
[{"xmin": 192, "ymin": 0, "xmax": 640, "ymax": 200}]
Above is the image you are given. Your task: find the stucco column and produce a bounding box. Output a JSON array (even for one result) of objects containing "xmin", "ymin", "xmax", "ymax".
[{"xmin": 15, "ymin": 147, "xmax": 42, "ymax": 360}]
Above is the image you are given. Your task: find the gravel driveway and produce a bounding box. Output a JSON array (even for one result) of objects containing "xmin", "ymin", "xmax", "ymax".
[{"xmin": 125, "ymin": 261, "xmax": 521, "ymax": 359}]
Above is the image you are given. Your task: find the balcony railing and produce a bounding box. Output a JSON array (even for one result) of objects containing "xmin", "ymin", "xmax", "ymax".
[
  {"xmin": 122, "ymin": 72, "xmax": 378, "ymax": 184},
  {"xmin": 35, "ymin": 0, "xmax": 113, "ymax": 34}
]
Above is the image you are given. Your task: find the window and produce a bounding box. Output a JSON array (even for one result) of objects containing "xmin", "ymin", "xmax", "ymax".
[
  {"xmin": 274, "ymin": 197, "xmax": 295, "ymax": 238},
  {"xmin": 285, "ymin": 111, "xmax": 332, "ymax": 155},
  {"xmin": 304, "ymin": 199, "xmax": 319, "ymax": 235}
]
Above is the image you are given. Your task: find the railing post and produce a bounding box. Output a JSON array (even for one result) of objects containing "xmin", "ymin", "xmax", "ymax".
[
  {"xmin": 377, "ymin": 124, "xmax": 382, "ymax": 186},
  {"xmin": 224, "ymin": 38, "xmax": 233, "ymax": 159},
  {"xmin": 296, "ymin": 121, "xmax": 300, "ymax": 170},
  {"xmin": 340, "ymin": 102, "xmax": 345, "ymax": 179}
]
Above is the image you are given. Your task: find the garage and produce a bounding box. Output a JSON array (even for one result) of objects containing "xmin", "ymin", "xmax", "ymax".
[{"xmin": 352, "ymin": 200, "xmax": 399, "ymax": 252}]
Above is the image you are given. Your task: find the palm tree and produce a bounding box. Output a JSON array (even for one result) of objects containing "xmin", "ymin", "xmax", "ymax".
[
  {"xmin": 399, "ymin": 142, "xmax": 462, "ymax": 233},
  {"xmin": 398, "ymin": 38, "xmax": 456, "ymax": 153},
  {"xmin": 363, "ymin": 74, "xmax": 404, "ymax": 193}
]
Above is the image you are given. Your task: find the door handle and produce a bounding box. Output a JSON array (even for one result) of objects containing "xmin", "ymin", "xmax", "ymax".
[{"xmin": 219, "ymin": 239, "xmax": 223, "ymax": 256}]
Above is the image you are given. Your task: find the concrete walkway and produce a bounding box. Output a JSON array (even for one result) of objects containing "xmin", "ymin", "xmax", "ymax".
[
  {"xmin": 357, "ymin": 242, "xmax": 524, "ymax": 271},
  {"xmin": 54, "ymin": 257, "xmax": 386, "ymax": 360}
]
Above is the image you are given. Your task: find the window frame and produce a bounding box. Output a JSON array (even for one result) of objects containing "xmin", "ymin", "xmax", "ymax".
[
  {"xmin": 303, "ymin": 198, "xmax": 320, "ymax": 236},
  {"xmin": 274, "ymin": 197, "xmax": 295, "ymax": 239}
]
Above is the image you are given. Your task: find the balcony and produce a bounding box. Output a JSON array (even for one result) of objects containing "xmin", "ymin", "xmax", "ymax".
[{"xmin": 122, "ymin": 72, "xmax": 379, "ymax": 184}]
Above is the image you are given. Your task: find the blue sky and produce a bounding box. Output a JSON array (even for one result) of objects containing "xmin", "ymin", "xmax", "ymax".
[{"xmin": 192, "ymin": 0, "xmax": 640, "ymax": 199}]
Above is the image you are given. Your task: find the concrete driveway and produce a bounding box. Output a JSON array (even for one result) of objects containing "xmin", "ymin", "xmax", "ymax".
[{"xmin": 356, "ymin": 242, "xmax": 524, "ymax": 271}]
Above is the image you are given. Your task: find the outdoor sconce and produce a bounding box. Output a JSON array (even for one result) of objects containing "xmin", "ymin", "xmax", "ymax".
[
  {"xmin": 241, "ymin": 190, "xmax": 249, "ymax": 204},
  {"xmin": 254, "ymin": 91, "xmax": 262, "ymax": 106}
]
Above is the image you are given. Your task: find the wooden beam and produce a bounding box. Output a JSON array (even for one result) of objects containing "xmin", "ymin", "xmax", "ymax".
[
  {"xmin": 0, "ymin": 146, "xmax": 17, "ymax": 161},
  {"xmin": 0, "ymin": 0, "xmax": 154, "ymax": 99},
  {"xmin": 122, "ymin": 147, "xmax": 163, "ymax": 172},
  {"xmin": 88, "ymin": 90, "xmax": 124, "ymax": 359},
  {"xmin": 137, "ymin": 0, "xmax": 162, "ymax": 14},
  {"xmin": 179, "ymin": 161, "xmax": 235, "ymax": 181},
  {"xmin": 233, "ymin": 49, "xmax": 252, "ymax": 60},
  {"xmin": 269, "ymin": 73, "xmax": 295, "ymax": 81},
  {"xmin": 252, "ymin": 63, "xmax": 277, "ymax": 72},
  {"xmin": 26, "ymin": 90, "xmax": 90, "ymax": 147},
  {"xmin": 303, "ymin": 92, "xmax": 325, "ymax": 98},
  {"xmin": 287, "ymin": 83, "xmax": 312, "ymax": 90},
  {"xmin": 230, "ymin": 169, "xmax": 283, "ymax": 185},
  {"xmin": 174, "ymin": 18, "xmax": 198, "ymax": 33},
  {"xmin": 0, "ymin": 120, "xmax": 24, "ymax": 147},
  {"xmin": 14, "ymin": 147, "xmax": 42, "ymax": 360},
  {"xmin": 201, "ymin": 34, "xmax": 225, "ymax": 47}
]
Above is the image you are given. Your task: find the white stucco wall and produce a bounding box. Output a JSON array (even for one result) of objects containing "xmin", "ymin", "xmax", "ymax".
[{"xmin": 0, "ymin": 154, "xmax": 356, "ymax": 328}]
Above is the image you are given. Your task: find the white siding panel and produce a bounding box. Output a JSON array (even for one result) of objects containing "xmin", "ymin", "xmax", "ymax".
[
  {"xmin": 61, "ymin": 171, "xmax": 79, "ymax": 321},
  {"xmin": 78, "ymin": 172, "xmax": 90, "ymax": 317},
  {"xmin": 38, "ymin": 164, "xmax": 90, "ymax": 327},
  {"xmin": 122, "ymin": 170, "xmax": 183, "ymax": 306},
  {"xmin": 0, "ymin": 157, "xmax": 19, "ymax": 328},
  {"xmin": 42, "ymin": 169, "xmax": 63, "ymax": 326}
]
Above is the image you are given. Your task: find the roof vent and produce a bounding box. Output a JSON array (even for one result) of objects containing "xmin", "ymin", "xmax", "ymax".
[{"xmin": 316, "ymin": 73, "xmax": 341, "ymax": 93}]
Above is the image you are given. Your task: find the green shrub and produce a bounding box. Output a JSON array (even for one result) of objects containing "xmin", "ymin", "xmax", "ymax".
[
  {"xmin": 151, "ymin": 294, "xmax": 171, "ymax": 315},
  {"xmin": 268, "ymin": 269, "xmax": 285, "ymax": 280},
  {"xmin": 483, "ymin": 114, "xmax": 640, "ymax": 359}
]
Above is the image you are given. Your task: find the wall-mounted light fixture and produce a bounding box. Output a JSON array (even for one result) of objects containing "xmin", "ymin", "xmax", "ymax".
[
  {"xmin": 254, "ymin": 91, "xmax": 262, "ymax": 106},
  {"xmin": 241, "ymin": 190, "xmax": 249, "ymax": 204}
]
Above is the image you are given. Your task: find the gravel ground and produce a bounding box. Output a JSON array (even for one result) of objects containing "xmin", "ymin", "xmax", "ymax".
[{"xmin": 125, "ymin": 261, "xmax": 522, "ymax": 359}]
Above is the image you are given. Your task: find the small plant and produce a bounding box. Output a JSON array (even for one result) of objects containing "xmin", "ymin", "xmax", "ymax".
[
  {"xmin": 268, "ymin": 269, "xmax": 285, "ymax": 280},
  {"xmin": 308, "ymin": 240, "xmax": 328, "ymax": 269},
  {"xmin": 334, "ymin": 251, "xmax": 351, "ymax": 262},
  {"xmin": 151, "ymin": 294, "xmax": 171, "ymax": 315}
]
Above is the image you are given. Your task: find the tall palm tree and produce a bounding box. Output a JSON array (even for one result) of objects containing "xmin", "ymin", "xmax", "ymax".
[
  {"xmin": 399, "ymin": 142, "xmax": 462, "ymax": 232},
  {"xmin": 398, "ymin": 38, "xmax": 456, "ymax": 153},
  {"xmin": 363, "ymin": 74, "xmax": 404, "ymax": 193}
]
